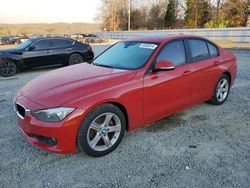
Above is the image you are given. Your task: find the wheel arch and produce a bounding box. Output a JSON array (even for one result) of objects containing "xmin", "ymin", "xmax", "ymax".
[
  {"xmin": 82, "ymin": 101, "xmax": 130, "ymax": 132},
  {"xmin": 108, "ymin": 102, "xmax": 129, "ymax": 131},
  {"xmin": 70, "ymin": 52, "xmax": 84, "ymax": 58},
  {"xmin": 0, "ymin": 58, "xmax": 20, "ymax": 72},
  {"xmin": 223, "ymin": 71, "xmax": 231, "ymax": 85}
]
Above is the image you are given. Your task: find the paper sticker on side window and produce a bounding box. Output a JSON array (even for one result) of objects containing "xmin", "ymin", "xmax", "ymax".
[{"xmin": 139, "ymin": 43, "xmax": 157, "ymax": 50}]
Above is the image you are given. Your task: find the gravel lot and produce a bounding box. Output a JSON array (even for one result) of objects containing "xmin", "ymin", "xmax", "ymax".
[{"xmin": 0, "ymin": 46, "xmax": 249, "ymax": 188}]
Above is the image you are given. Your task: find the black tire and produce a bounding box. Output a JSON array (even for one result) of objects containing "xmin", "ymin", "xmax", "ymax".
[
  {"xmin": 0, "ymin": 59, "xmax": 17, "ymax": 77},
  {"xmin": 208, "ymin": 74, "xmax": 230, "ymax": 105},
  {"xmin": 77, "ymin": 103, "xmax": 126, "ymax": 157},
  {"xmin": 69, "ymin": 53, "xmax": 84, "ymax": 65}
]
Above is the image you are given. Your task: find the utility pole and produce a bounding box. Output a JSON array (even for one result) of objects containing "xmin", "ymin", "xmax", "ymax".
[{"xmin": 128, "ymin": 0, "xmax": 131, "ymax": 30}]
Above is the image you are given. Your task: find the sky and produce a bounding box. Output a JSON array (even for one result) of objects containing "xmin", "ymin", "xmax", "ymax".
[{"xmin": 0, "ymin": 0, "xmax": 101, "ymax": 24}]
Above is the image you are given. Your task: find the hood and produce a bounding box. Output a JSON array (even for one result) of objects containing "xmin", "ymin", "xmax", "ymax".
[
  {"xmin": 0, "ymin": 48, "xmax": 23, "ymax": 57},
  {"xmin": 20, "ymin": 63, "xmax": 136, "ymax": 108}
]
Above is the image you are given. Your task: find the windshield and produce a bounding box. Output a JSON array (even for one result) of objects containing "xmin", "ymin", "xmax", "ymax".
[
  {"xmin": 15, "ymin": 39, "xmax": 33, "ymax": 50},
  {"xmin": 93, "ymin": 41, "xmax": 158, "ymax": 70}
]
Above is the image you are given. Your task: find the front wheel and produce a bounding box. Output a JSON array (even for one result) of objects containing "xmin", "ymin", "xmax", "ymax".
[
  {"xmin": 77, "ymin": 104, "xmax": 126, "ymax": 157},
  {"xmin": 0, "ymin": 60, "xmax": 17, "ymax": 77},
  {"xmin": 208, "ymin": 74, "xmax": 230, "ymax": 105}
]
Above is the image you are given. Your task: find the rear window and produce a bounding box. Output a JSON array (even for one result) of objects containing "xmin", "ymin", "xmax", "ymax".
[
  {"xmin": 207, "ymin": 42, "xmax": 219, "ymax": 58},
  {"xmin": 189, "ymin": 39, "xmax": 209, "ymax": 62},
  {"xmin": 52, "ymin": 39, "xmax": 74, "ymax": 48}
]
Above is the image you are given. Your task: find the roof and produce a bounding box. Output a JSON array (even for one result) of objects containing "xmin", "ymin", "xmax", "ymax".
[
  {"xmin": 29, "ymin": 36, "xmax": 73, "ymax": 42},
  {"xmin": 124, "ymin": 34, "xmax": 207, "ymax": 43}
]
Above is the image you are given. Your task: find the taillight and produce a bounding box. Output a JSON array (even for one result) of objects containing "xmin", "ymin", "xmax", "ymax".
[{"xmin": 87, "ymin": 45, "xmax": 92, "ymax": 51}]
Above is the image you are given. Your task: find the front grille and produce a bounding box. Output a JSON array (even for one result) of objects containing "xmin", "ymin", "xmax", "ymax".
[{"xmin": 16, "ymin": 104, "xmax": 25, "ymax": 118}]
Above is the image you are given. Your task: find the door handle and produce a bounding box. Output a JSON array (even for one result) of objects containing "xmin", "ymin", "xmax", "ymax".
[
  {"xmin": 183, "ymin": 70, "xmax": 191, "ymax": 75},
  {"xmin": 213, "ymin": 61, "xmax": 220, "ymax": 66},
  {"xmin": 45, "ymin": 50, "xmax": 50, "ymax": 53},
  {"xmin": 66, "ymin": 48, "xmax": 72, "ymax": 51}
]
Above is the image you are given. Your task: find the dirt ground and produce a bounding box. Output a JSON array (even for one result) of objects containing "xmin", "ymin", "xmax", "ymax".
[{"xmin": 0, "ymin": 46, "xmax": 249, "ymax": 187}]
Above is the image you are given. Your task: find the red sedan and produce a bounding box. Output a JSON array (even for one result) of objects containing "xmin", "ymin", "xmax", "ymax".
[{"xmin": 14, "ymin": 35, "xmax": 237, "ymax": 157}]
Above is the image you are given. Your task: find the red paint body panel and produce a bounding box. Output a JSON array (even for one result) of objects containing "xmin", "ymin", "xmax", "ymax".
[
  {"xmin": 14, "ymin": 35, "xmax": 237, "ymax": 154},
  {"xmin": 18, "ymin": 108, "xmax": 85, "ymax": 154}
]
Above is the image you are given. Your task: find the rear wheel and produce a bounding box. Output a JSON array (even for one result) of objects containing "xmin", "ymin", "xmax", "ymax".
[
  {"xmin": 0, "ymin": 60, "xmax": 17, "ymax": 77},
  {"xmin": 77, "ymin": 104, "xmax": 126, "ymax": 157},
  {"xmin": 69, "ymin": 53, "xmax": 84, "ymax": 65},
  {"xmin": 208, "ymin": 74, "xmax": 230, "ymax": 105}
]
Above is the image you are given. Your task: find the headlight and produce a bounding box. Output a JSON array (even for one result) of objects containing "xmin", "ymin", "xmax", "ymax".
[{"xmin": 31, "ymin": 107, "xmax": 75, "ymax": 122}]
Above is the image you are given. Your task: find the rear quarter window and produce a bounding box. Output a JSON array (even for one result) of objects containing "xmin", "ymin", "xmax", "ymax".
[{"xmin": 207, "ymin": 42, "xmax": 219, "ymax": 58}]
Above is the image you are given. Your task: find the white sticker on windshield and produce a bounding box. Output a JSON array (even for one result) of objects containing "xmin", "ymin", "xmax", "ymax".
[{"xmin": 139, "ymin": 43, "xmax": 157, "ymax": 50}]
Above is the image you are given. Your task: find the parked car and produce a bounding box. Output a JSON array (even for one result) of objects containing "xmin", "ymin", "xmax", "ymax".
[
  {"xmin": 0, "ymin": 37, "xmax": 94, "ymax": 77},
  {"xmin": 84, "ymin": 34, "xmax": 103, "ymax": 43},
  {"xmin": 13, "ymin": 35, "xmax": 237, "ymax": 157},
  {"xmin": 0, "ymin": 36, "xmax": 11, "ymax": 45}
]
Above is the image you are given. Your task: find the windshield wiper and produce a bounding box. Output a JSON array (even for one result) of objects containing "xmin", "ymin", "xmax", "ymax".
[{"xmin": 93, "ymin": 63, "xmax": 114, "ymax": 68}]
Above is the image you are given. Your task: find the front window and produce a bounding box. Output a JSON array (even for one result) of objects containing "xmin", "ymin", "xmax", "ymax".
[
  {"xmin": 93, "ymin": 41, "xmax": 158, "ymax": 70},
  {"xmin": 33, "ymin": 40, "xmax": 52, "ymax": 50},
  {"xmin": 15, "ymin": 39, "xmax": 33, "ymax": 50},
  {"xmin": 156, "ymin": 40, "xmax": 186, "ymax": 67}
]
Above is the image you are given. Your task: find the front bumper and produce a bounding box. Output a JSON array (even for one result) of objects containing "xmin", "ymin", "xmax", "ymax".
[{"xmin": 14, "ymin": 95, "xmax": 85, "ymax": 154}]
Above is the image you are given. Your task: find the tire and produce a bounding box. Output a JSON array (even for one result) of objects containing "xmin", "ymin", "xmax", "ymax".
[
  {"xmin": 0, "ymin": 59, "xmax": 17, "ymax": 77},
  {"xmin": 208, "ymin": 74, "xmax": 230, "ymax": 105},
  {"xmin": 77, "ymin": 103, "xmax": 126, "ymax": 157},
  {"xmin": 69, "ymin": 53, "xmax": 84, "ymax": 65}
]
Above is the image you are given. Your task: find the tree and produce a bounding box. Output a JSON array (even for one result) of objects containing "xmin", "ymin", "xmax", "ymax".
[
  {"xmin": 199, "ymin": 0, "xmax": 211, "ymax": 27},
  {"xmin": 147, "ymin": 0, "xmax": 167, "ymax": 29},
  {"xmin": 221, "ymin": 0, "xmax": 248, "ymax": 27},
  {"xmin": 164, "ymin": 0, "xmax": 178, "ymax": 28},
  {"xmin": 96, "ymin": 0, "xmax": 129, "ymax": 31},
  {"xmin": 131, "ymin": 5, "xmax": 148, "ymax": 29},
  {"xmin": 184, "ymin": 0, "xmax": 212, "ymax": 28}
]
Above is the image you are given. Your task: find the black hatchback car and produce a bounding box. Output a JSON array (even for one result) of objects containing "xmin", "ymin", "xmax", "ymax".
[{"xmin": 0, "ymin": 37, "xmax": 94, "ymax": 77}]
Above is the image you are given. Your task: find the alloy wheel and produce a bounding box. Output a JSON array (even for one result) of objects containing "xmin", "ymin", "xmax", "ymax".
[
  {"xmin": 0, "ymin": 60, "xmax": 17, "ymax": 77},
  {"xmin": 87, "ymin": 112, "xmax": 121, "ymax": 152},
  {"xmin": 69, "ymin": 54, "xmax": 83, "ymax": 65},
  {"xmin": 216, "ymin": 78, "xmax": 229, "ymax": 102}
]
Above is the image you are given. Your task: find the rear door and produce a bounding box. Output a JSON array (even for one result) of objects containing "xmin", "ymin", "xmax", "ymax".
[
  {"xmin": 187, "ymin": 39, "xmax": 221, "ymax": 103},
  {"xmin": 143, "ymin": 40, "xmax": 192, "ymax": 120},
  {"xmin": 49, "ymin": 39, "xmax": 75, "ymax": 65}
]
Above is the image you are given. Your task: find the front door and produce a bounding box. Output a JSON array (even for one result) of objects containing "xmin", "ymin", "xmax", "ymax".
[
  {"xmin": 22, "ymin": 39, "xmax": 55, "ymax": 68},
  {"xmin": 143, "ymin": 40, "xmax": 192, "ymax": 120}
]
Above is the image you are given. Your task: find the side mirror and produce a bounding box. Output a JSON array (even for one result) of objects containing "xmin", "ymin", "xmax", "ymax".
[
  {"xmin": 27, "ymin": 46, "xmax": 35, "ymax": 51},
  {"xmin": 154, "ymin": 60, "xmax": 175, "ymax": 72}
]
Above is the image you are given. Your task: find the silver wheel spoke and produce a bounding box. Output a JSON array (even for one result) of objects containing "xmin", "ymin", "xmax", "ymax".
[
  {"xmin": 108, "ymin": 125, "xmax": 121, "ymax": 132},
  {"xmin": 219, "ymin": 93, "xmax": 223, "ymax": 99},
  {"xmin": 217, "ymin": 91, "xmax": 221, "ymax": 98},
  {"xmin": 89, "ymin": 134, "xmax": 102, "ymax": 148},
  {"xmin": 102, "ymin": 135, "xmax": 111, "ymax": 148},
  {"xmin": 221, "ymin": 80, "xmax": 227, "ymax": 87},
  {"xmin": 221, "ymin": 88, "xmax": 227, "ymax": 92},
  {"xmin": 103, "ymin": 113, "xmax": 113, "ymax": 126},
  {"xmin": 90, "ymin": 122, "xmax": 100, "ymax": 131}
]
